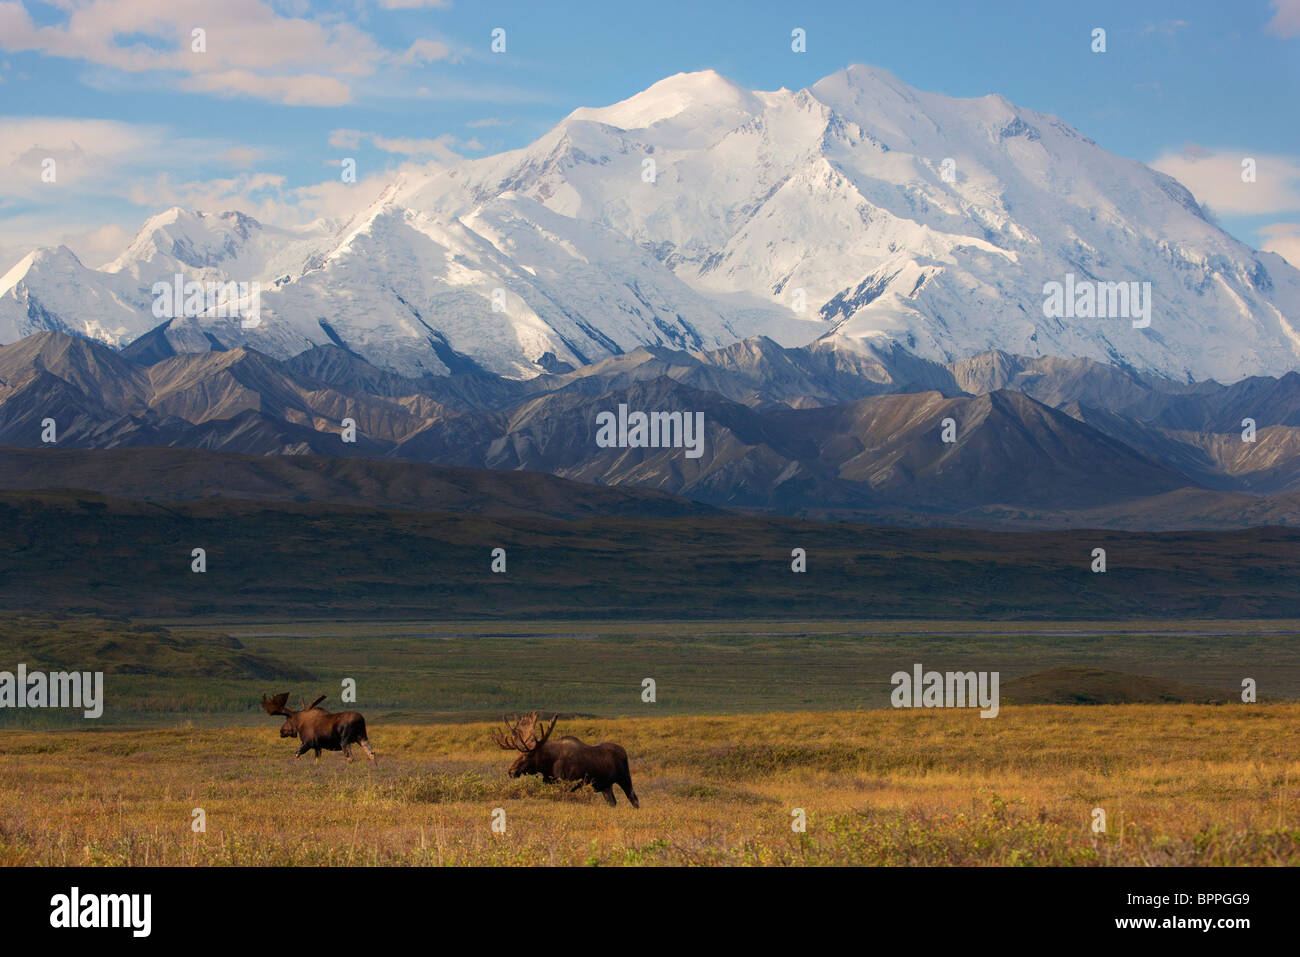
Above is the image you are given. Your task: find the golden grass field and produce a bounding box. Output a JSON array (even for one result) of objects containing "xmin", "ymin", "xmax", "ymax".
[{"xmin": 2, "ymin": 704, "xmax": 1299, "ymax": 866}]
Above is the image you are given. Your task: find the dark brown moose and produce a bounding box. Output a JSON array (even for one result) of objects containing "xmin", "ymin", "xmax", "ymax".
[
  {"xmin": 261, "ymin": 692, "xmax": 376, "ymax": 765},
  {"xmin": 492, "ymin": 712, "xmax": 639, "ymax": 807}
]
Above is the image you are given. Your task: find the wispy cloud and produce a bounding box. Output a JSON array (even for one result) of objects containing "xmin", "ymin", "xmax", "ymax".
[
  {"xmin": 396, "ymin": 38, "xmax": 452, "ymax": 67},
  {"xmin": 0, "ymin": 0, "xmax": 452, "ymax": 106},
  {"xmin": 1152, "ymin": 144, "xmax": 1300, "ymax": 216},
  {"xmin": 1142, "ymin": 19, "xmax": 1189, "ymax": 37},
  {"xmin": 1259, "ymin": 223, "xmax": 1300, "ymax": 266},
  {"xmin": 221, "ymin": 147, "xmax": 262, "ymax": 168},
  {"xmin": 0, "ymin": 116, "xmax": 167, "ymax": 196},
  {"xmin": 60, "ymin": 222, "xmax": 135, "ymax": 270},
  {"xmin": 1266, "ymin": 0, "xmax": 1300, "ymax": 37},
  {"xmin": 378, "ymin": 0, "xmax": 453, "ymax": 8},
  {"xmin": 181, "ymin": 70, "xmax": 354, "ymax": 106},
  {"xmin": 328, "ymin": 128, "xmax": 473, "ymax": 161}
]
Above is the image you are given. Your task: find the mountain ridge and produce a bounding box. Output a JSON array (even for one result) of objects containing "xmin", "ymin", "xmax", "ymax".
[{"xmin": 3, "ymin": 329, "xmax": 1300, "ymax": 528}]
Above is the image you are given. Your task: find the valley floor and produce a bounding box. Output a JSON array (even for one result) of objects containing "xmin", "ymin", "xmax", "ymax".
[{"xmin": 2, "ymin": 706, "xmax": 1298, "ymax": 866}]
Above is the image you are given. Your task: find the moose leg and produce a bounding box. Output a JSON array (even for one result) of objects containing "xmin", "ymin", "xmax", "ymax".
[
  {"xmin": 600, "ymin": 788, "xmax": 617, "ymax": 807},
  {"xmin": 359, "ymin": 738, "xmax": 377, "ymax": 764},
  {"xmin": 296, "ymin": 743, "xmax": 312, "ymax": 759},
  {"xmin": 343, "ymin": 743, "xmax": 353, "ymax": 763},
  {"xmin": 314, "ymin": 747, "xmax": 322, "ymax": 765},
  {"xmin": 617, "ymin": 768, "xmax": 640, "ymax": 809}
]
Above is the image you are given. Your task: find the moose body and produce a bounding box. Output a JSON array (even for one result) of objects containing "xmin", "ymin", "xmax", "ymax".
[
  {"xmin": 494, "ymin": 714, "xmax": 638, "ymax": 807},
  {"xmin": 262, "ymin": 693, "xmax": 375, "ymax": 765}
]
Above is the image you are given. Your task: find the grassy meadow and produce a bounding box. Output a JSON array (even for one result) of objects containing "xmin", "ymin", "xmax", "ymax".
[
  {"xmin": 2, "ymin": 615, "xmax": 1298, "ymax": 865},
  {"xmin": 1, "ymin": 706, "xmax": 1298, "ymax": 866},
  {"xmin": 3, "ymin": 615, "xmax": 1299, "ymax": 726}
]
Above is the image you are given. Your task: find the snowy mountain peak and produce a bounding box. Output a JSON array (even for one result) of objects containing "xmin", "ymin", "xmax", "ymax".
[
  {"xmin": 105, "ymin": 207, "xmax": 276, "ymax": 280},
  {"xmin": 3, "ymin": 65, "xmax": 1300, "ymax": 382},
  {"xmin": 567, "ymin": 70, "xmax": 762, "ymax": 130},
  {"xmin": 1, "ymin": 245, "xmax": 82, "ymax": 292}
]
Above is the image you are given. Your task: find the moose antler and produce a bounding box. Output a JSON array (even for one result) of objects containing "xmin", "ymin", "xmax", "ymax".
[
  {"xmin": 490, "ymin": 712, "xmax": 559, "ymax": 751},
  {"xmin": 535, "ymin": 712, "xmax": 559, "ymax": 746},
  {"xmin": 261, "ymin": 692, "xmax": 292, "ymax": 717},
  {"xmin": 490, "ymin": 712, "xmax": 531, "ymax": 751},
  {"xmin": 306, "ymin": 695, "xmax": 326, "ymax": 711}
]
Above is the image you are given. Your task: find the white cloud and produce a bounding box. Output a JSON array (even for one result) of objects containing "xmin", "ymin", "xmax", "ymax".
[
  {"xmin": 1267, "ymin": 0, "xmax": 1300, "ymax": 37},
  {"xmin": 1260, "ymin": 223, "xmax": 1300, "ymax": 267},
  {"xmin": 0, "ymin": 116, "xmax": 160, "ymax": 166},
  {"xmin": 0, "ymin": 214, "xmax": 139, "ymax": 274},
  {"xmin": 328, "ymin": 129, "xmax": 364, "ymax": 150},
  {"xmin": 371, "ymin": 134, "xmax": 461, "ymax": 159},
  {"xmin": 221, "ymin": 147, "xmax": 262, "ymax": 168},
  {"xmin": 181, "ymin": 70, "xmax": 353, "ymax": 107},
  {"xmin": 0, "ymin": 0, "xmax": 391, "ymax": 105},
  {"xmin": 1151, "ymin": 144, "xmax": 1300, "ymax": 216},
  {"xmin": 396, "ymin": 38, "xmax": 451, "ymax": 67},
  {"xmin": 378, "ymin": 0, "xmax": 453, "ymax": 8},
  {"xmin": 60, "ymin": 222, "xmax": 134, "ymax": 269},
  {"xmin": 291, "ymin": 173, "xmax": 389, "ymax": 223},
  {"xmin": 126, "ymin": 171, "xmax": 287, "ymax": 214},
  {"xmin": 329, "ymin": 127, "xmax": 467, "ymax": 160},
  {"xmin": 0, "ymin": 116, "xmax": 167, "ymax": 198},
  {"xmin": 0, "ymin": 112, "xmax": 435, "ymax": 268}
]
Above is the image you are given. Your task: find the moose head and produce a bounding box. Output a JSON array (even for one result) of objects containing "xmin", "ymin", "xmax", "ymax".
[
  {"xmin": 491, "ymin": 711, "xmax": 560, "ymax": 777},
  {"xmin": 262, "ymin": 692, "xmax": 326, "ymax": 739}
]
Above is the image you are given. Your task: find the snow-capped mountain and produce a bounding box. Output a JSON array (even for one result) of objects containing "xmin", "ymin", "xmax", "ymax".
[{"xmin": 3, "ymin": 64, "xmax": 1299, "ymax": 382}]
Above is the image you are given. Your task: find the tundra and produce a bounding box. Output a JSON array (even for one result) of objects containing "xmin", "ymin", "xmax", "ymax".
[
  {"xmin": 261, "ymin": 692, "xmax": 376, "ymax": 765},
  {"xmin": 493, "ymin": 712, "xmax": 638, "ymax": 807}
]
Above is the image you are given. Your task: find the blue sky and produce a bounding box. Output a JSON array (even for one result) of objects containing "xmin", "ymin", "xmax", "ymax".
[{"xmin": 1, "ymin": 0, "xmax": 1298, "ymax": 271}]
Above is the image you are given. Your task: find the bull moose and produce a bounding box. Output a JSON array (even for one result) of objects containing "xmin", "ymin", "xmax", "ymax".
[
  {"xmin": 492, "ymin": 712, "xmax": 639, "ymax": 808},
  {"xmin": 261, "ymin": 692, "xmax": 376, "ymax": 765}
]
